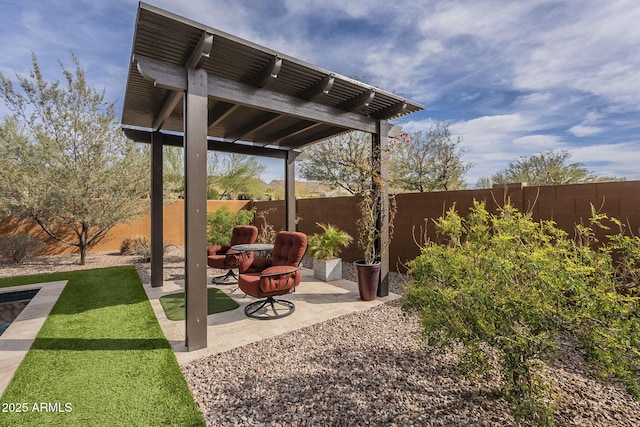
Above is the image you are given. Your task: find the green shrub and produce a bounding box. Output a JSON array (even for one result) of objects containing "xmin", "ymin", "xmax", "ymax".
[
  {"xmin": 307, "ymin": 223, "xmax": 352, "ymax": 260},
  {"xmin": 206, "ymin": 206, "xmax": 255, "ymax": 246},
  {"xmin": 0, "ymin": 233, "xmax": 46, "ymax": 263},
  {"xmin": 403, "ymin": 201, "xmax": 640, "ymax": 425}
]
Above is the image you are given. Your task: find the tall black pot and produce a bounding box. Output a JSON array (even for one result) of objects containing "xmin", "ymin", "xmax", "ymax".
[{"xmin": 354, "ymin": 260, "xmax": 380, "ymax": 301}]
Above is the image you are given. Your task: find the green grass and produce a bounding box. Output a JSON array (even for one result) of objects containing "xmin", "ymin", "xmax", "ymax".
[
  {"xmin": 160, "ymin": 287, "xmax": 239, "ymax": 320},
  {"xmin": 0, "ymin": 266, "xmax": 205, "ymax": 426}
]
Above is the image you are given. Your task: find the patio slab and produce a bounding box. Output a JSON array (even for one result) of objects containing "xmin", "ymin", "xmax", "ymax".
[
  {"xmin": 0, "ymin": 281, "xmax": 68, "ymax": 396},
  {"xmin": 144, "ymin": 268, "xmax": 400, "ymax": 366}
]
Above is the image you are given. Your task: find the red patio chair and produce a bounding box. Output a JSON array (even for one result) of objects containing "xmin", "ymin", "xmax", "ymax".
[
  {"xmin": 207, "ymin": 225, "xmax": 258, "ymax": 284},
  {"xmin": 238, "ymin": 231, "xmax": 307, "ymax": 319}
]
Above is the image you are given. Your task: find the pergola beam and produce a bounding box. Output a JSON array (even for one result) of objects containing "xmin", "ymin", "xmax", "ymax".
[
  {"xmin": 372, "ymin": 100, "xmax": 407, "ymax": 120},
  {"xmin": 151, "ymin": 32, "xmax": 213, "ymax": 130},
  {"xmin": 253, "ymin": 55, "xmax": 282, "ymax": 88},
  {"xmin": 135, "ymin": 55, "xmax": 377, "ymax": 134},
  {"xmin": 208, "ymin": 104, "xmax": 240, "ymax": 128},
  {"xmin": 337, "ymin": 89, "xmax": 375, "ymax": 112},
  {"xmin": 123, "ymin": 128, "xmax": 291, "ymax": 159},
  {"xmin": 298, "ymin": 74, "xmax": 335, "ymax": 100},
  {"xmin": 225, "ymin": 112, "xmax": 282, "ymax": 141}
]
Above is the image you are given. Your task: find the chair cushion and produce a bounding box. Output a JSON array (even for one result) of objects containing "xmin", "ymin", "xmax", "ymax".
[
  {"xmin": 230, "ymin": 225, "xmax": 258, "ymax": 246},
  {"xmin": 208, "ymin": 249, "xmax": 241, "ymax": 269},
  {"xmin": 260, "ymin": 266, "xmax": 301, "ymax": 293},
  {"xmin": 271, "ymin": 232, "xmax": 307, "ymax": 267},
  {"xmin": 238, "ymin": 272, "xmax": 262, "ymax": 296}
]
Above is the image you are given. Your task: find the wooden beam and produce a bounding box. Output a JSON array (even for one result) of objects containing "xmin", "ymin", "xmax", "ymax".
[
  {"xmin": 208, "ymin": 103, "xmax": 240, "ymax": 128},
  {"xmin": 337, "ymin": 89, "xmax": 375, "ymax": 112},
  {"xmin": 297, "ymin": 74, "xmax": 335, "ymax": 100},
  {"xmin": 264, "ymin": 121, "xmax": 324, "ymax": 145},
  {"xmin": 152, "ymin": 92, "xmax": 182, "ymax": 130},
  {"xmin": 253, "ymin": 56, "xmax": 282, "ymax": 88},
  {"xmin": 372, "ymin": 100, "xmax": 407, "ymax": 120},
  {"xmin": 187, "ymin": 33, "xmax": 214, "ymax": 68},
  {"xmin": 122, "ymin": 128, "xmax": 290, "ymax": 159},
  {"xmin": 134, "ymin": 55, "xmax": 377, "ymax": 134},
  {"xmin": 225, "ymin": 112, "xmax": 282, "ymax": 141},
  {"xmin": 150, "ymin": 32, "xmax": 213, "ymax": 130}
]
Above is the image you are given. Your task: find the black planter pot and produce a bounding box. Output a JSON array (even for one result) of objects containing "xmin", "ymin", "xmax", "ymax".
[{"xmin": 354, "ymin": 260, "xmax": 381, "ymax": 301}]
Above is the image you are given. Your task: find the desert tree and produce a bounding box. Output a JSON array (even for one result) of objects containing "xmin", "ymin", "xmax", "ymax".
[
  {"xmin": 212, "ymin": 153, "xmax": 265, "ymax": 199},
  {"xmin": 390, "ymin": 124, "xmax": 471, "ymax": 192},
  {"xmin": 0, "ymin": 54, "xmax": 149, "ymax": 264},
  {"xmin": 490, "ymin": 149, "xmax": 621, "ymax": 186},
  {"xmin": 298, "ymin": 131, "xmax": 372, "ymax": 195}
]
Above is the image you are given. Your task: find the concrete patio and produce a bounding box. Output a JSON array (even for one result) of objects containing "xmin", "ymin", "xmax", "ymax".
[{"xmin": 144, "ymin": 268, "xmax": 400, "ymax": 366}]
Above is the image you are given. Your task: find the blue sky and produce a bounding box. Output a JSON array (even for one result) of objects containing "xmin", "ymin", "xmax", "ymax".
[{"xmin": 1, "ymin": 0, "xmax": 639, "ymax": 185}]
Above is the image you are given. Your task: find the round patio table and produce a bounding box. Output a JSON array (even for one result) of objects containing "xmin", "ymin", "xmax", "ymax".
[{"xmin": 230, "ymin": 243, "xmax": 274, "ymax": 253}]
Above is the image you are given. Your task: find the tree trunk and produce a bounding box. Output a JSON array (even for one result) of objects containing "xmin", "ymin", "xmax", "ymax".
[
  {"xmin": 79, "ymin": 224, "xmax": 88, "ymax": 265},
  {"xmin": 79, "ymin": 245, "xmax": 87, "ymax": 265}
]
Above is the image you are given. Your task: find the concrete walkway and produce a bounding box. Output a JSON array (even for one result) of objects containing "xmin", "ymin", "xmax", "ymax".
[{"xmin": 144, "ymin": 268, "xmax": 400, "ymax": 366}]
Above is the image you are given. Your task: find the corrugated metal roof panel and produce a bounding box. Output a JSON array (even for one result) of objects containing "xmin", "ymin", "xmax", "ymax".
[{"xmin": 122, "ymin": 2, "xmax": 423, "ymax": 150}]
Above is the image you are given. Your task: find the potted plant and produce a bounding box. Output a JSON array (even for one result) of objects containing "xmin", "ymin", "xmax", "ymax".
[
  {"xmin": 307, "ymin": 223, "xmax": 353, "ymax": 281},
  {"xmin": 354, "ymin": 151, "xmax": 396, "ymax": 300}
]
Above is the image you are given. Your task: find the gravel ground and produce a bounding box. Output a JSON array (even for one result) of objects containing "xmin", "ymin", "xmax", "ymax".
[{"xmin": 2, "ymin": 247, "xmax": 639, "ymax": 426}]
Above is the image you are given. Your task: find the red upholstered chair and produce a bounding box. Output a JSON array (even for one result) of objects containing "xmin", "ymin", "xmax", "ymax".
[
  {"xmin": 238, "ymin": 231, "xmax": 307, "ymax": 319},
  {"xmin": 207, "ymin": 225, "xmax": 258, "ymax": 284}
]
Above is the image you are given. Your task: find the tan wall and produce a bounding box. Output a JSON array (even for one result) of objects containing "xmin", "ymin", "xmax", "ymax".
[
  {"xmin": 4, "ymin": 181, "xmax": 640, "ymax": 267},
  {"xmin": 251, "ymin": 181, "xmax": 640, "ymax": 273},
  {"xmin": 0, "ymin": 200, "xmax": 249, "ymax": 255}
]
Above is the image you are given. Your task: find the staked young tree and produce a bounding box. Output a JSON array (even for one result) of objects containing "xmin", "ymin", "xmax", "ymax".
[
  {"xmin": 489, "ymin": 149, "xmax": 622, "ymax": 186},
  {"xmin": 390, "ymin": 124, "xmax": 472, "ymax": 192},
  {"xmin": 0, "ymin": 54, "xmax": 149, "ymax": 265}
]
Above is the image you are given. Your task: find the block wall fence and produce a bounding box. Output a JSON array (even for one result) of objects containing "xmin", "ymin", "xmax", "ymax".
[
  {"xmin": 248, "ymin": 180, "xmax": 640, "ymax": 272},
  {"xmin": 1, "ymin": 181, "xmax": 639, "ymax": 271},
  {"xmin": 0, "ymin": 200, "xmax": 249, "ymax": 256}
]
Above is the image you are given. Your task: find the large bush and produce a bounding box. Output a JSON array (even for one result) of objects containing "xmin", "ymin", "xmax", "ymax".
[
  {"xmin": 403, "ymin": 201, "xmax": 640, "ymax": 425},
  {"xmin": 0, "ymin": 233, "xmax": 45, "ymax": 263},
  {"xmin": 206, "ymin": 206, "xmax": 255, "ymax": 246},
  {"xmin": 120, "ymin": 235, "xmax": 171, "ymax": 263}
]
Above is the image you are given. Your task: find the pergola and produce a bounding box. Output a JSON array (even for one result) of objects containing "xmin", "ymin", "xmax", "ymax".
[{"xmin": 121, "ymin": 3, "xmax": 423, "ymax": 351}]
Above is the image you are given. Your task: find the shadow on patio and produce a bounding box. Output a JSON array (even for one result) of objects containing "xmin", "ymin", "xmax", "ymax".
[{"xmin": 143, "ymin": 268, "xmax": 400, "ymax": 366}]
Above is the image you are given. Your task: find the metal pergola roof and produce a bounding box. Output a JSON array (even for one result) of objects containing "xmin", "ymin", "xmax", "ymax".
[
  {"xmin": 122, "ymin": 2, "xmax": 423, "ymax": 152},
  {"xmin": 121, "ymin": 2, "xmax": 423, "ymax": 351}
]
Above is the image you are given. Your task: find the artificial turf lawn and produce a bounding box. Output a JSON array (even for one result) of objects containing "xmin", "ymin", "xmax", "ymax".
[
  {"xmin": 160, "ymin": 287, "xmax": 239, "ymax": 320},
  {"xmin": 0, "ymin": 266, "xmax": 205, "ymax": 426}
]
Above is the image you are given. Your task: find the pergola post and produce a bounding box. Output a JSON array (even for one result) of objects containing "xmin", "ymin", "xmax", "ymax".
[
  {"xmin": 184, "ymin": 67, "xmax": 209, "ymax": 351},
  {"xmin": 373, "ymin": 120, "xmax": 391, "ymax": 297},
  {"xmin": 285, "ymin": 150, "xmax": 296, "ymax": 231},
  {"xmin": 150, "ymin": 131, "xmax": 164, "ymax": 288}
]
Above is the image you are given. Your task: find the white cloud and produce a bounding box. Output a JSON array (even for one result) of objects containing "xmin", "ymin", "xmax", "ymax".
[
  {"xmin": 512, "ymin": 134, "xmax": 563, "ymax": 148},
  {"xmin": 568, "ymin": 125, "xmax": 603, "ymax": 137},
  {"xmin": 512, "ymin": 0, "xmax": 640, "ymax": 107},
  {"xmin": 571, "ymin": 142, "xmax": 640, "ymax": 179}
]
